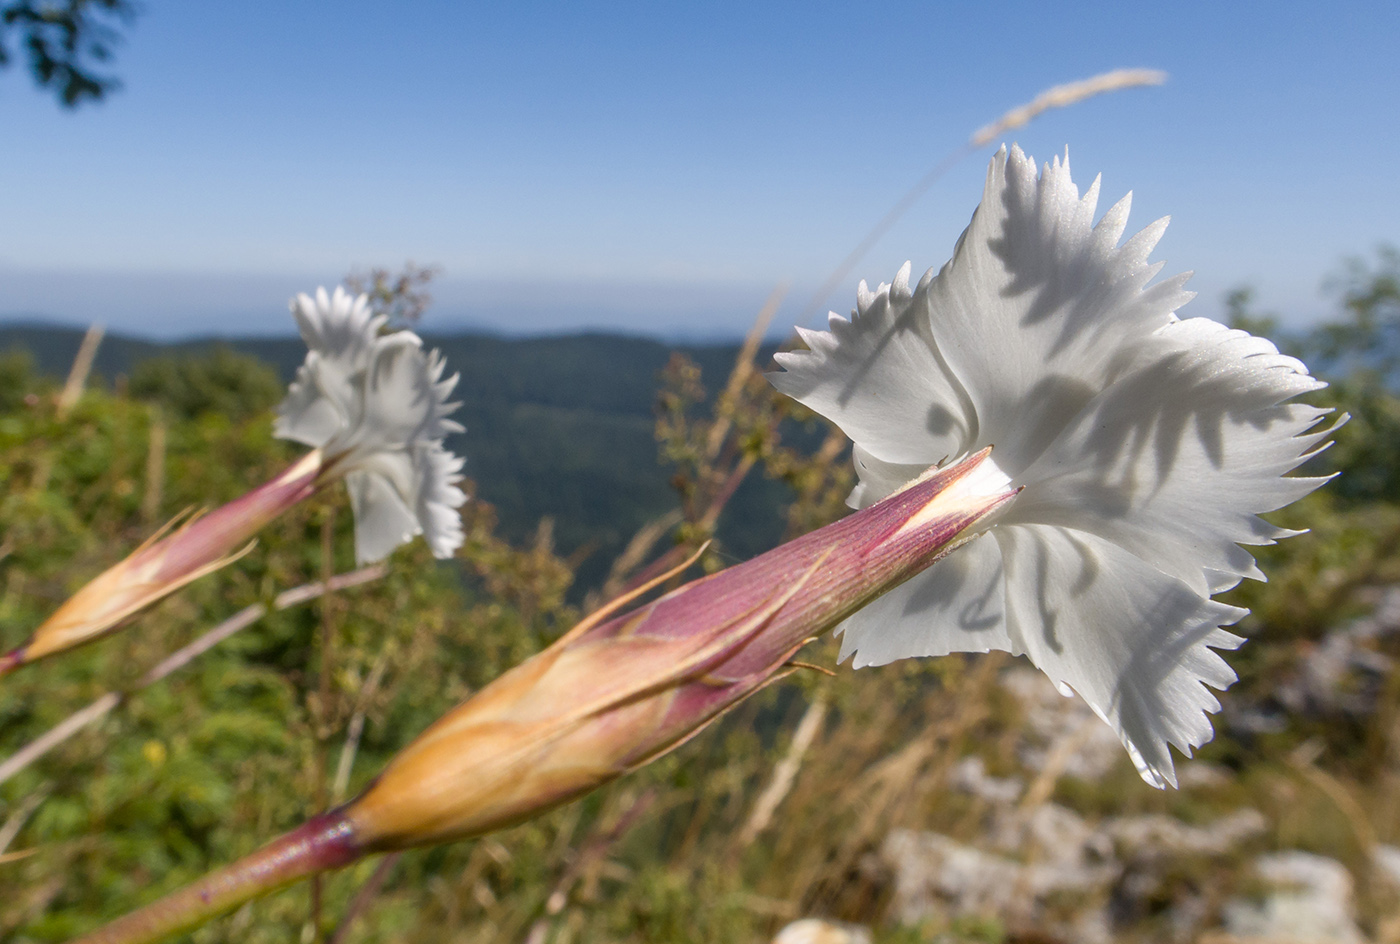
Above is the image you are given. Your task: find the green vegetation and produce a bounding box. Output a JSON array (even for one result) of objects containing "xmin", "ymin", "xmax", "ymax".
[
  {"xmin": 127, "ymin": 346, "xmax": 283, "ymax": 424},
  {"xmin": 0, "ymin": 326, "xmax": 805, "ymax": 594},
  {"xmin": 2, "ymin": 249, "xmax": 1400, "ymax": 943}
]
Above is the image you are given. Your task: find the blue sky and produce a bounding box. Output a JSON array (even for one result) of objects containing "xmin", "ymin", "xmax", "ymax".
[{"xmin": 0, "ymin": 0, "xmax": 1396, "ymax": 339}]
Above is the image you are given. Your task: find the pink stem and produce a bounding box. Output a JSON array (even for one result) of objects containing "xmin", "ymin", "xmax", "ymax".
[
  {"xmin": 0, "ymin": 648, "xmax": 22, "ymax": 678},
  {"xmin": 71, "ymin": 809, "xmax": 364, "ymax": 944}
]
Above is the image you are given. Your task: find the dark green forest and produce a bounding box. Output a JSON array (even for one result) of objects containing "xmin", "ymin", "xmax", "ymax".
[{"xmin": 0, "ymin": 324, "xmax": 810, "ymax": 593}]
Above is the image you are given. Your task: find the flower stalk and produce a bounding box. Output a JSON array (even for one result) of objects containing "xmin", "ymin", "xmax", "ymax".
[
  {"xmin": 75, "ymin": 811, "xmax": 361, "ymax": 944},
  {"xmin": 73, "ymin": 447, "xmax": 1016, "ymax": 944}
]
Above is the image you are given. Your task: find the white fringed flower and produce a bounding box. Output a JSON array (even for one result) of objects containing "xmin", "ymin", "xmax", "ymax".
[
  {"xmin": 276, "ymin": 286, "xmax": 467, "ymax": 564},
  {"xmin": 771, "ymin": 146, "xmax": 1338, "ymax": 787}
]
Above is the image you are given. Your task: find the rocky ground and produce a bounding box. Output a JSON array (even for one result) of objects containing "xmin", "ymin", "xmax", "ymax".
[{"xmin": 767, "ymin": 585, "xmax": 1400, "ymax": 943}]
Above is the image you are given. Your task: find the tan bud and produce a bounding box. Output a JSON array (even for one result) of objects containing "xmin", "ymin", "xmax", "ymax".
[
  {"xmin": 3, "ymin": 451, "xmax": 323, "ymax": 674},
  {"xmin": 349, "ymin": 448, "xmax": 1017, "ymax": 849}
]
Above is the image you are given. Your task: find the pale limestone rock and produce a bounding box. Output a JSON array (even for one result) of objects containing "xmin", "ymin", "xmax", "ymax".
[
  {"xmin": 1373, "ymin": 844, "xmax": 1400, "ymax": 887},
  {"xmin": 770, "ymin": 918, "xmax": 872, "ymax": 944},
  {"xmin": 1222, "ymin": 851, "xmax": 1365, "ymax": 944}
]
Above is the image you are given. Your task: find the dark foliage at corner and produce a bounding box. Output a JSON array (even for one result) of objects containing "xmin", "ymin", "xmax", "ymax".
[{"xmin": 0, "ymin": 0, "xmax": 135, "ymax": 106}]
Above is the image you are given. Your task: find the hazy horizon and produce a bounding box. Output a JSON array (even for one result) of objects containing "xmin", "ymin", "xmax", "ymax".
[
  {"xmin": 3, "ymin": 1, "xmax": 1395, "ymax": 340},
  {"xmin": 0, "ymin": 259, "xmax": 1346, "ymax": 343}
]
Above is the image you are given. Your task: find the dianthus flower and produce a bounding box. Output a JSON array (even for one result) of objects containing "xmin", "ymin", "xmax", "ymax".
[{"xmin": 772, "ymin": 146, "xmax": 1337, "ymax": 786}]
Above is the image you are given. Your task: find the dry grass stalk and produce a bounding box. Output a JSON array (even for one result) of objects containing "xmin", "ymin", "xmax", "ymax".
[
  {"xmin": 56, "ymin": 323, "xmax": 104, "ymax": 419},
  {"xmin": 593, "ymin": 509, "xmax": 684, "ymax": 607},
  {"xmin": 1289, "ymin": 744, "xmax": 1378, "ymax": 853},
  {"xmin": 140, "ymin": 406, "xmax": 166, "ymax": 526},
  {"xmin": 969, "ymin": 68, "xmax": 1168, "ymax": 146},
  {"xmin": 0, "ymin": 786, "xmax": 49, "ymax": 855},
  {"xmin": 624, "ymin": 292, "xmax": 798, "ymax": 595},
  {"xmin": 798, "ymin": 68, "xmax": 1166, "ymax": 326},
  {"xmin": 332, "ymin": 644, "xmax": 395, "ymax": 804},
  {"xmin": 1017, "ymin": 713, "xmax": 1099, "ymax": 815},
  {"xmin": 769, "ymin": 653, "xmax": 1006, "ymax": 911},
  {"xmin": 704, "ymin": 282, "xmax": 788, "ymax": 460},
  {"xmin": 738, "ymin": 693, "xmax": 829, "ymax": 845},
  {"xmin": 522, "ymin": 789, "xmax": 656, "ymax": 944},
  {"xmin": 326, "ymin": 852, "xmax": 402, "ymax": 944}
]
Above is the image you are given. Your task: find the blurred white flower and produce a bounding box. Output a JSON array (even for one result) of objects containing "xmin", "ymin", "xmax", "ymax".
[
  {"xmin": 276, "ymin": 286, "xmax": 467, "ymax": 564},
  {"xmin": 771, "ymin": 146, "xmax": 1338, "ymax": 787},
  {"xmin": 4, "ymin": 287, "xmax": 468, "ymax": 675}
]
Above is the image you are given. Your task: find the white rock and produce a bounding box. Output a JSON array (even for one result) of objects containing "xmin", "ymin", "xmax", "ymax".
[
  {"xmin": 1105, "ymin": 808, "xmax": 1267, "ymax": 857},
  {"xmin": 1176, "ymin": 761, "xmax": 1232, "ymax": 789},
  {"xmin": 771, "ymin": 918, "xmax": 872, "ymax": 944},
  {"xmin": 881, "ymin": 828, "xmax": 1111, "ymax": 927},
  {"xmin": 990, "ymin": 802, "xmax": 1112, "ymax": 870},
  {"xmin": 1373, "ymin": 844, "xmax": 1400, "ymax": 887},
  {"xmin": 1222, "ymin": 851, "xmax": 1365, "ymax": 944},
  {"xmin": 1001, "ymin": 668, "xmax": 1126, "ymax": 780},
  {"xmin": 951, "ymin": 756, "xmax": 1023, "ymax": 804}
]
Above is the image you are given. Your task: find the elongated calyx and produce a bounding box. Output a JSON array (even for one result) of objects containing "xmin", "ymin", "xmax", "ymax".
[
  {"xmin": 0, "ymin": 452, "xmax": 323, "ymax": 675},
  {"xmin": 349, "ymin": 447, "xmax": 1016, "ymax": 847}
]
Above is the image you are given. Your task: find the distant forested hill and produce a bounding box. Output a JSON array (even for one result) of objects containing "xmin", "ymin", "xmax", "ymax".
[{"xmin": 0, "ymin": 323, "xmax": 807, "ymax": 591}]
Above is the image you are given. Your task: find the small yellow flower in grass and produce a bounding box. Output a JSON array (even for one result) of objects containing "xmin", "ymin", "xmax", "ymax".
[
  {"xmin": 770, "ymin": 145, "xmax": 1340, "ymax": 787},
  {"xmin": 1, "ymin": 288, "xmax": 466, "ymax": 676}
]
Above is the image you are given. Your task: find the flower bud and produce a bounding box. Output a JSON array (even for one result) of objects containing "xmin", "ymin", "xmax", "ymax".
[
  {"xmin": 1, "ymin": 451, "xmax": 323, "ymax": 675},
  {"xmin": 348, "ymin": 447, "xmax": 1017, "ymax": 848}
]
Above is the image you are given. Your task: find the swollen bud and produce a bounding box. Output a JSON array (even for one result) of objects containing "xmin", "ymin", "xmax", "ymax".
[
  {"xmin": 1, "ymin": 451, "xmax": 324, "ymax": 676},
  {"xmin": 350, "ymin": 446, "xmax": 1017, "ymax": 847}
]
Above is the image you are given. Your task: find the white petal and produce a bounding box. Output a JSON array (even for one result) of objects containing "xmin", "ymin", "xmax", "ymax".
[
  {"xmin": 290, "ymin": 286, "xmax": 386, "ymax": 366},
  {"xmin": 927, "ymin": 146, "xmax": 1194, "ymax": 475},
  {"xmin": 847, "ymin": 445, "xmax": 932, "ymax": 510},
  {"xmin": 771, "ymin": 262, "xmax": 972, "ymax": 468},
  {"xmin": 840, "ymin": 518, "xmax": 1246, "ymax": 787},
  {"xmin": 342, "ymin": 446, "xmax": 466, "ymax": 562},
  {"xmin": 274, "ymin": 357, "xmax": 347, "ymax": 447},
  {"xmin": 276, "ymin": 287, "xmax": 385, "ymax": 449},
  {"xmin": 1008, "ymin": 318, "xmax": 1337, "ymax": 594},
  {"xmin": 768, "ymin": 148, "xmax": 1331, "ymax": 789},
  {"xmin": 769, "ymin": 146, "xmax": 1195, "ymax": 507},
  {"xmin": 345, "ymin": 468, "xmax": 423, "ymax": 565},
  {"xmin": 330, "ymin": 334, "xmax": 463, "ymax": 454},
  {"xmin": 995, "ymin": 524, "xmax": 1245, "ymax": 788},
  {"xmin": 415, "ymin": 441, "xmax": 468, "ymax": 559},
  {"xmin": 361, "ymin": 334, "xmax": 434, "ymax": 441},
  {"xmin": 838, "ymin": 532, "xmax": 1013, "ymax": 665},
  {"xmin": 277, "ymin": 285, "xmax": 464, "ymax": 454}
]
